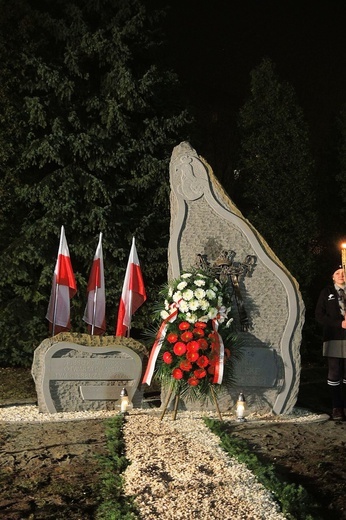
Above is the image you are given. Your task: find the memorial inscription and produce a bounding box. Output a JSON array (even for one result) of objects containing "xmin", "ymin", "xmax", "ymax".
[{"xmin": 32, "ymin": 335, "xmax": 145, "ymax": 413}]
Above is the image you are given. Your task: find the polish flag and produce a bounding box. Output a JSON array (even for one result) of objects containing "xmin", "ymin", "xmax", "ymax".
[
  {"xmin": 115, "ymin": 237, "xmax": 147, "ymax": 337},
  {"xmin": 46, "ymin": 226, "xmax": 77, "ymax": 335},
  {"xmin": 83, "ymin": 232, "xmax": 106, "ymax": 335}
]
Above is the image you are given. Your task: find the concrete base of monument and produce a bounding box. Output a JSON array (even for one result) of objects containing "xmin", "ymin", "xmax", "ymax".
[{"xmin": 31, "ymin": 332, "xmax": 148, "ymax": 413}]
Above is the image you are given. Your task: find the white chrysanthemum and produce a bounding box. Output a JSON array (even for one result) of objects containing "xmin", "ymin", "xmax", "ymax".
[
  {"xmin": 173, "ymin": 291, "xmax": 182, "ymax": 302},
  {"xmin": 196, "ymin": 273, "xmax": 207, "ymax": 278},
  {"xmin": 188, "ymin": 299, "xmax": 200, "ymax": 311},
  {"xmin": 181, "ymin": 272, "xmax": 192, "ymax": 279},
  {"xmin": 179, "ymin": 300, "xmax": 190, "ymax": 313},
  {"xmin": 218, "ymin": 296, "xmax": 223, "ymax": 307},
  {"xmin": 218, "ymin": 305, "xmax": 228, "ymax": 317},
  {"xmin": 198, "ymin": 315, "xmax": 209, "ymax": 323},
  {"xmin": 164, "ymin": 299, "xmax": 170, "ymax": 310},
  {"xmin": 177, "ymin": 281, "xmax": 188, "ymax": 291},
  {"xmin": 194, "ymin": 288, "xmax": 206, "ymax": 299},
  {"xmin": 194, "ymin": 279, "xmax": 205, "ymax": 287},
  {"xmin": 182, "ymin": 288, "xmax": 194, "ymax": 301},
  {"xmin": 206, "ymin": 289, "xmax": 216, "ymax": 300},
  {"xmin": 186, "ymin": 313, "xmax": 198, "ymax": 324},
  {"xmin": 168, "ymin": 287, "xmax": 173, "ymax": 297},
  {"xmin": 208, "ymin": 307, "xmax": 218, "ymax": 319},
  {"xmin": 226, "ymin": 317, "xmax": 234, "ymax": 328},
  {"xmin": 199, "ymin": 299, "xmax": 210, "ymax": 311},
  {"xmin": 160, "ymin": 310, "xmax": 169, "ymax": 320}
]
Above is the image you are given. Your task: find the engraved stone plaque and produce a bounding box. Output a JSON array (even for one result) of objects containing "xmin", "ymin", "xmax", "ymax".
[
  {"xmin": 32, "ymin": 334, "xmax": 146, "ymax": 413},
  {"xmin": 233, "ymin": 347, "xmax": 278, "ymax": 387}
]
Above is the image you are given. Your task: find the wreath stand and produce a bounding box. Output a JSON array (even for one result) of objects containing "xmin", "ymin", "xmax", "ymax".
[{"xmin": 159, "ymin": 384, "xmax": 223, "ymax": 421}]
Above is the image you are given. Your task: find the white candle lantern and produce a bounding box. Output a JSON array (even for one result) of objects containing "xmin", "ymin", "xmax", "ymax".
[
  {"xmin": 236, "ymin": 392, "xmax": 246, "ymax": 421},
  {"xmin": 120, "ymin": 387, "xmax": 129, "ymax": 414}
]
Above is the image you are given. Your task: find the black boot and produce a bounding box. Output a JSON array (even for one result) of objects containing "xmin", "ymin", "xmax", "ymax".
[{"xmin": 328, "ymin": 380, "xmax": 344, "ymax": 420}]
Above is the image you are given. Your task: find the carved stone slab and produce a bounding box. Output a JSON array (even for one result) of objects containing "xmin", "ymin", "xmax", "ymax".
[
  {"xmin": 233, "ymin": 347, "xmax": 278, "ymax": 387},
  {"xmin": 167, "ymin": 142, "xmax": 303, "ymax": 414},
  {"xmin": 32, "ymin": 333, "xmax": 146, "ymax": 413}
]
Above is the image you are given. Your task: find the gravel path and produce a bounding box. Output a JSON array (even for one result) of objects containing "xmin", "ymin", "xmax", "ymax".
[
  {"xmin": 123, "ymin": 410, "xmax": 287, "ymax": 520},
  {"xmin": 0, "ymin": 405, "xmax": 327, "ymax": 519}
]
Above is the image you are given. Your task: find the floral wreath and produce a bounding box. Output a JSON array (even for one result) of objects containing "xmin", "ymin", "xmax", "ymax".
[{"xmin": 142, "ymin": 269, "xmax": 240, "ymax": 402}]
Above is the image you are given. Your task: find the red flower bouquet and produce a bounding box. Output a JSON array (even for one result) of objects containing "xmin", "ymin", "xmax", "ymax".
[{"xmin": 143, "ymin": 269, "xmax": 239, "ymax": 404}]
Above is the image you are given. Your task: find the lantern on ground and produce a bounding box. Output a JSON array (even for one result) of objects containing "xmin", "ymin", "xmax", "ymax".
[
  {"xmin": 120, "ymin": 387, "xmax": 129, "ymax": 414},
  {"xmin": 236, "ymin": 392, "xmax": 246, "ymax": 422}
]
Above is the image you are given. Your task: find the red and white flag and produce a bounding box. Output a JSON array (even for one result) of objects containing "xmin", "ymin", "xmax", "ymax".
[
  {"xmin": 83, "ymin": 232, "xmax": 106, "ymax": 335},
  {"xmin": 46, "ymin": 226, "xmax": 77, "ymax": 335},
  {"xmin": 115, "ymin": 237, "xmax": 147, "ymax": 337}
]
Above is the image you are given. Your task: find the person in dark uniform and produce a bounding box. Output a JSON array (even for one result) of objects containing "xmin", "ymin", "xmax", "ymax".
[{"xmin": 315, "ymin": 267, "xmax": 346, "ymax": 420}]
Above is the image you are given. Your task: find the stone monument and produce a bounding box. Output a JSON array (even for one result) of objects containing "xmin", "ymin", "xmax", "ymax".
[
  {"xmin": 32, "ymin": 332, "xmax": 147, "ymax": 413},
  {"xmin": 168, "ymin": 141, "xmax": 304, "ymax": 414}
]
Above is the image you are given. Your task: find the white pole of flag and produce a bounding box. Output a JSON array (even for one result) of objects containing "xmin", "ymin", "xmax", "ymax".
[
  {"xmin": 91, "ymin": 286, "xmax": 98, "ymax": 336},
  {"xmin": 52, "ymin": 283, "xmax": 59, "ymax": 337}
]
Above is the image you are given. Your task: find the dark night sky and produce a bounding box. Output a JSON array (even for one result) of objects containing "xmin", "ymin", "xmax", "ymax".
[{"xmin": 164, "ymin": 0, "xmax": 346, "ymax": 167}]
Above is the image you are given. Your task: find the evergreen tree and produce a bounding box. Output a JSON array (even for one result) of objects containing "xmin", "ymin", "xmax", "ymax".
[
  {"xmin": 236, "ymin": 58, "xmax": 318, "ymax": 301},
  {"xmin": 0, "ymin": 0, "xmax": 192, "ymax": 365}
]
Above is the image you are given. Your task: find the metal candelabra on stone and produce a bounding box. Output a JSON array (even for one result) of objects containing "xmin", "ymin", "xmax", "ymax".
[{"xmin": 197, "ymin": 250, "xmax": 256, "ymax": 331}]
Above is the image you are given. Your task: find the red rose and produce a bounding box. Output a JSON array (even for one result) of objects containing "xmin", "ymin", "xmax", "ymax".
[
  {"xmin": 186, "ymin": 340, "xmax": 199, "ymax": 353},
  {"xmin": 181, "ymin": 331, "xmax": 193, "ymax": 342},
  {"xmin": 193, "ymin": 328, "xmax": 205, "ymax": 338},
  {"xmin": 187, "ymin": 376, "xmax": 199, "ymax": 386},
  {"xmin": 173, "ymin": 342, "xmax": 187, "ymax": 356},
  {"xmin": 180, "ymin": 359, "xmax": 192, "ymax": 371},
  {"xmin": 167, "ymin": 332, "xmax": 178, "ymax": 344},
  {"xmin": 178, "ymin": 321, "xmax": 190, "ymax": 330},
  {"xmin": 195, "ymin": 321, "xmax": 207, "ymax": 329},
  {"xmin": 196, "ymin": 355, "xmax": 209, "ymax": 368},
  {"xmin": 208, "ymin": 332, "xmax": 217, "ymax": 342},
  {"xmin": 172, "ymin": 368, "xmax": 183, "ymax": 380},
  {"xmin": 186, "ymin": 350, "xmax": 199, "ymax": 362},
  {"xmin": 163, "ymin": 351, "xmax": 173, "ymax": 364},
  {"xmin": 197, "ymin": 338, "xmax": 209, "ymax": 350},
  {"xmin": 194, "ymin": 368, "xmax": 207, "ymax": 379}
]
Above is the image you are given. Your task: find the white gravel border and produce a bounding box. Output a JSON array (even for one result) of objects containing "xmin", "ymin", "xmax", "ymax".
[{"xmin": 0, "ymin": 403, "xmax": 329, "ymax": 424}]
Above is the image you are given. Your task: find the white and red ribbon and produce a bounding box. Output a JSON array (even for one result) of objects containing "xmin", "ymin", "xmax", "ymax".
[
  {"xmin": 212, "ymin": 319, "xmax": 225, "ymax": 385},
  {"xmin": 142, "ymin": 307, "xmax": 179, "ymax": 385}
]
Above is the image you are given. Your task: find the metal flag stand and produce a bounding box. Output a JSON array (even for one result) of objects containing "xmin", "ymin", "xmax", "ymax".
[{"xmin": 159, "ymin": 384, "xmax": 223, "ymax": 422}]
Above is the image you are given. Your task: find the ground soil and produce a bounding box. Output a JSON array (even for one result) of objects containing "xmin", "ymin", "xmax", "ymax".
[
  {"xmin": 229, "ymin": 418, "xmax": 346, "ymax": 519},
  {"xmin": 0, "ymin": 362, "xmax": 346, "ymax": 519},
  {"xmin": 0, "ymin": 419, "xmax": 107, "ymax": 520}
]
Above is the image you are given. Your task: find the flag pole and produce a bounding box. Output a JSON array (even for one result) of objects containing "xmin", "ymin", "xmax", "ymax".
[
  {"xmin": 126, "ymin": 238, "xmax": 135, "ymax": 338},
  {"xmin": 126, "ymin": 287, "xmax": 133, "ymax": 338},
  {"xmin": 52, "ymin": 283, "xmax": 59, "ymax": 337},
  {"xmin": 91, "ymin": 286, "xmax": 98, "ymax": 336}
]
